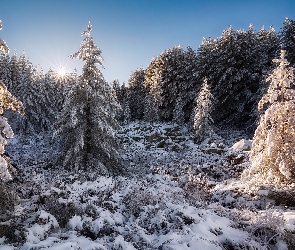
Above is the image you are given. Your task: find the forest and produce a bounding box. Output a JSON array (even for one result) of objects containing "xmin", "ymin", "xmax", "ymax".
[{"xmin": 0, "ymin": 18, "xmax": 295, "ymax": 249}]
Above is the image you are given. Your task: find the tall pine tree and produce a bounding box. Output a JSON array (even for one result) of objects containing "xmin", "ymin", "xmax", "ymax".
[{"xmin": 54, "ymin": 22, "xmax": 121, "ymax": 174}]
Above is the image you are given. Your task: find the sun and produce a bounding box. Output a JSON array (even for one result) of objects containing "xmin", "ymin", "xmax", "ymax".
[{"xmin": 57, "ymin": 66, "xmax": 67, "ymax": 77}]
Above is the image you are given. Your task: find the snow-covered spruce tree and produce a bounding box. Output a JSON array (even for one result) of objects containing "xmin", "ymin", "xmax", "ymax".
[
  {"xmin": 16, "ymin": 65, "xmax": 46, "ymax": 134},
  {"xmin": 192, "ymin": 78, "xmax": 214, "ymax": 143},
  {"xmin": 54, "ymin": 22, "xmax": 121, "ymax": 174},
  {"xmin": 127, "ymin": 68, "xmax": 146, "ymax": 120},
  {"xmin": 0, "ymin": 20, "xmax": 24, "ymax": 181},
  {"xmin": 0, "ymin": 21, "xmax": 10, "ymax": 85},
  {"xmin": 0, "ymin": 20, "xmax": 9, "ymax": 55},
  {"xmin": 242, "ymin": 50, "xmax": 295, "ymax": 186},
  {"xmin": 144, "ymin": 46, "xmax": 199, "ymax": 123},
  {"xmin": 112, "ymin": 80, "xmax": 129, "ymax": 124},
  {"xmin": 0, "ymin": 81, "xmax": 24, "ymax": 181},
  {"xmin": 197, "ymin": 25, "xmax": 280, "ymax": 131},
  {"xmin": 39, "ymin": 68, "xmax": 70, "ymax": 131},
  {"xmin": 281, "ymin": 18, "xmax": 295, "ymax": 67}
]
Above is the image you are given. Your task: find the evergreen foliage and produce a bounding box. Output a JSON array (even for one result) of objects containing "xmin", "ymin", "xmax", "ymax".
[
  {"xmin": 0, "ymin": 81, "xmax": 24, "ymax": 181},
  {"xmin": 197, "ymin": 25, "xmax": 280, "ymax": 131},
  {"xmin": 127, "ymin": 68, "xmax": 146, "ymax": 120},
  {"xmin": 112, "ymin": 80, "xmax": 129, "ymax": 124},
  {"xmin": 0, "ymin": 20, "xmax": 9, "ymax": 55},
  {"xmin": 242, "ymin": 50, "xmax": 295, "ymax": 186},
  {"xmin": 54, "ymin": 22, "xmax": 121, "ymax": 174},
  {"xmin": 281, "ymin": 18, "xmax": 295, "ymax": 66},
  {"xmin": 0, "ymin": 22, "xmax": 24, "ymax": 182},
  {"xmin": 16, "ymin": 66, "xmax": 47, "ymax": 134},
  {"xmin": 144, "ymin": 46, "xmax": 199, "ymax": 123},
  {"xmin": 193, "ymin": 78, "xmax": 214, "ymax": 143}
]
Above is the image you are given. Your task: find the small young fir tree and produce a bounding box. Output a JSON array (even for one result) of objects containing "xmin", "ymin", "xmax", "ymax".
[
  {"xmin": 193, "ymin": 78, "xmax": 214, "ymax": 143},
  {"xmin": 242, "ymin": 50, "xmax": 295, "ymax": 187}
]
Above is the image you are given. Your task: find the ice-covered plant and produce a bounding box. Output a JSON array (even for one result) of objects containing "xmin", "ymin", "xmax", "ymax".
[{"xmin": 242, "ymin": 50, "xmax": 295, "ymax": 187}]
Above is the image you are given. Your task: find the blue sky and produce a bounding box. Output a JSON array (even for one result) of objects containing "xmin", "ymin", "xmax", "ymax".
[{"xmin": 0, "ymin": 0, "xmax": 294, "ymax": 84}]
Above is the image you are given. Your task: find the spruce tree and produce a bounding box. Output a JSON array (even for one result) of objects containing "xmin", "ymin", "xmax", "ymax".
[
  {"xmin": 193, "ymin": 78, "xmax": 214, "ymax": 143},
  {"xmin": 197, "ymin": 24, "xmax": 280, "ymax": 131},
  {"xmin": 127, "ymin": 68, "xmax": 146, "ymax": 120},
  {"xmin": 144, "ymin": 46, "xmax": 199, "ymax": 123},
  {"xmin": 242, "ymin": 50, "xmax": 295, "ymax": 186},
  {"xmin": 54, "ymin": 22, "xmax": 121, "ymax": 174},
  {"xmin": 0, "ymin": 20, "xmax": 9, "ymax": 55},
  {"xmin": 281, "ymin": 18, "xmax": 295, "ymax": 66},
  {"xmin": 0, "ymin": 81, "xmax": 24, "ymax": 181},
  {"xmin": 112, "ymin": 80, "xmax": 129, "ymax": 124},
  {"xmin": 0, "ymin": 22, "xmax": 24, "ymax": 181}
]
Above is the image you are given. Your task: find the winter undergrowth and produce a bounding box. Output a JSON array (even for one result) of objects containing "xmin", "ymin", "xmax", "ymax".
[{"xmin": 0, "ymin": 122, "xmax": 294, "ymax": 249}]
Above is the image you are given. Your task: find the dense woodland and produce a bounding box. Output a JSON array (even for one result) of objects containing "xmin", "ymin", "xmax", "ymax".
[{"xmin": 0, "ymin": 18, "xmax": 295, "ymax": 249}]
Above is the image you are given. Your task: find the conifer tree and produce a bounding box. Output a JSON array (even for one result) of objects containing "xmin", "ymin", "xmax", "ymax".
[
  {"xmin": 0, "ymin": 81, "xmax": 24, "ymax": 181},
  {"xmin": 144, "ymin": 46, "xmax": 199, "ymax": 123},
  {"xmin": 16, "ymin": 65, "xmax": 45, "ymax": 134},
  {"xmin": 281, "ymin": 18, "xmax": 295, "ymax": 66},
  {"xmin": 112, "ymin": 80, "xmax": 129, "ymax": 124},
  {"xmin": 54, "ymin": 22, "xmax": 121, "ymax": 174},
  {"xmin": 193, "ymin": 78, "xmax": 214, "ymax": 143},
  {"xmin": 0, "ymin": 21, "xmax": 10, "ymax": 85},
  {"xmin": 127, "ymin": 68, "xmax": 146, "ymax": 120},
  {"xmin": 0, "ymin": 22, "xmax": 24, "ymax": 181},
  {"xmin": 197, "ymin": 25, "xmax": 279, "ymax": 131},
  {"xmin": 0, "ymin": 20, "xmax": 9, "ymax": 55},
  {"xmin": 242, "ymin": 50, "xmax": 295, "ymax": 186}
]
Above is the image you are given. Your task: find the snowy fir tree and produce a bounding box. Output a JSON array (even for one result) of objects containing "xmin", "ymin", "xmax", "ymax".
[
  {"xmin": 16, "ymin": 65, "xmax": 47, "ymax": 134},
  {"xmin": 0, "ymin": 21, "xmax": 24, "ymax": 181},
  {"xmin": 281, "ymin": 18, "xmax": 295, "ymax": 67},
  {"xmin": 197, "ymin": 25, "xmax": 280, "ymax": 131},
  {"xmin": 193, "ymin": 78, "xmax": 214, "ymax": 143},
  {"xmin": 40, "ymin": 68, "xmax": 70, "ymax": 130},
  {"xmin": 144, "ymin": 46, "xmax": 199, "ymax": 123},
  {"xmin": 242, "ymin": 50, "xmax": 295, "ymax": 187},
  {"xmin": 127, "ymin": 68, "xmax": 146, "ymax": 120},
  {"xmin": 0, "ymin": 20, "xmax": 9, "ymax": 55},
  {"xmin": 0, "ymin": 81, "xmax": 24, "ymax": 181},
  {"xmin": 54, "ymin": 22, "xmax": 121, "ymax": 174},
  {"xmin": 111, "ymin": 80, "xmax": 129, "ymax": 124},
  {"xmin": 0, "ymin": 21, "xmax": 10, "ymax": 86}
]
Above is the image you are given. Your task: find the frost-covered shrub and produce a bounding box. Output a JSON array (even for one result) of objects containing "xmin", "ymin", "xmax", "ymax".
[
  {"xmin": 249, "ymin": 208, "xmax": 286, "ymax": 248},
  {"xmin": 242, "ymin": 50, "xmax": 295, "ymax": 188},
  {"xmin": 0, "ymin": 182, "xmax": 20, "ymax": 243},
  {"xmin": 123, "ymin": 185, "xmax": 154, "ymax": 217},
  {"xmin": 39, "ymin": 193, "xmax": 81, "ymax": 228}
]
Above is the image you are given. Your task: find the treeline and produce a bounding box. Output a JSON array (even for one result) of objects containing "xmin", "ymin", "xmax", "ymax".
[
  {"xmin": 114, "ymin": 18, "xmax": 295, "ymax": 133},
  {"xmin": 0, "ymin": 18, "xmax": 294, "ymax": 174}
]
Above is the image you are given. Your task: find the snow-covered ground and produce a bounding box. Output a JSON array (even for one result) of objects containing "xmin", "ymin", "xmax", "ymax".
[{"xmin": 1, "ymin": 122, "xmax": 295, "ymax": 249}]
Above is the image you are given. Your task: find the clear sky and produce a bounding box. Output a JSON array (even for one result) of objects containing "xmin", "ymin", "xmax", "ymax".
[{"xmin": 0, "ymin": 0, "xmax": 294, "ymax": 84}]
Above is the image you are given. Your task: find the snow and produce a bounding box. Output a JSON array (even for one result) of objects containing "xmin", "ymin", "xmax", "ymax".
[
  {"xmin": 231, "ymin": 139, "xmax": 252, "ymax": 152},
  {"xmin": 1, "ymin": 122, "xmax": 294, "ymax": 249}
]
